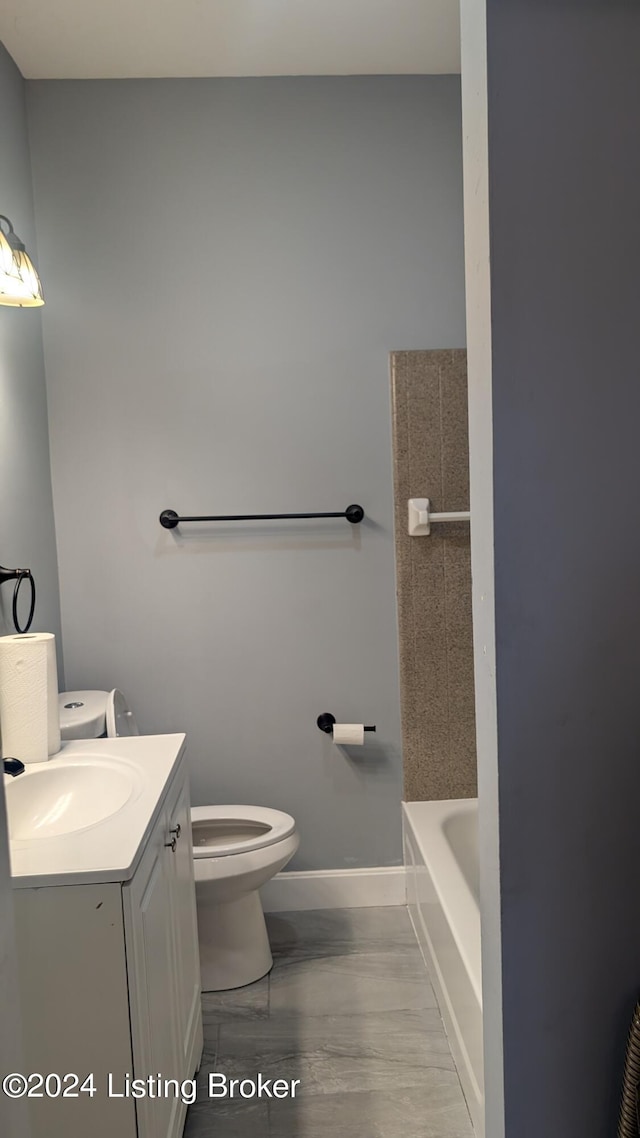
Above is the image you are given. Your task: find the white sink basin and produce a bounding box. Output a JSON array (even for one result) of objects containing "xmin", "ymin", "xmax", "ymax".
[{"xmin": 6, "ymin": 759, "xmax": 141, "ymax": 840}]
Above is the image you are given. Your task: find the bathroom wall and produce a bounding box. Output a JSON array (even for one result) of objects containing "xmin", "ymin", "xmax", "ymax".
[
  {"xmin": 0, "ymin": 42, "xmax": 57, "ymax": 1138},
  {"xmin": 478, "ymin": 1, "xmax": 640, "ymax": 1134},
  {"xmin": 26, "ymin": 76, "xmax": 466, "ymax": 870},
  {"xmin": 459, "ymin": 2, "xmax": 504, "ymax": 1135},
  {"xmin": 391, "ymin": 349, "xmax": 476, "ymax": 800},
  {"xmin": 0, "ymin": 44, "xmax": 62, "ymax": 659}
]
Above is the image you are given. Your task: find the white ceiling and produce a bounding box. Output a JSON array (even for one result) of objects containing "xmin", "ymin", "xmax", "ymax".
[{"xmin": 0, "ymin": 0, "xmax": 460, "ymax": 80}]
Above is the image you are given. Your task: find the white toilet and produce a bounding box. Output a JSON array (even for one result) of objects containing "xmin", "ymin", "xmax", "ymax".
[{"xmin": 59, "ymin": 689, "xmax": 299, "ymax": 991}]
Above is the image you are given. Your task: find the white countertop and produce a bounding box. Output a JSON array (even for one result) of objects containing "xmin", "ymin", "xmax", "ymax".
[{"xmin": 9, "ymin": 734, "xmax": 186, "ymax": 889}]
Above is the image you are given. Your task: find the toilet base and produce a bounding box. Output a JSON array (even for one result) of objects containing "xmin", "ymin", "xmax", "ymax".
[{"xmin": 196, "ymin": 888, "xmax": 273, "ymax": 991}]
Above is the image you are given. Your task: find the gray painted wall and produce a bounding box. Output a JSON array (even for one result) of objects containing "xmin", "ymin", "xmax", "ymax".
[
  {"xmin": 486, "ymin": 2, "xmax": 640, "ymax": 1133},
  {"xmin": 0, "ymin": 41, "xmax": 55, "ymax": 1138},
  {"xmin": 0, "ymin": 45, "xmax": 62, "ymax": 660},
  {"xmin": 26, "ymin": 76, "xmax": 465, "ymax": 869}
]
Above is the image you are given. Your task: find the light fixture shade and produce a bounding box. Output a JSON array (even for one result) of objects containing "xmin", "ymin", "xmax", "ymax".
[
  {"xmin": 0, "ymin": 228, "xmax": 14, "ymax": 276},
  {"xmin": 0, "ymin": 216, "xmax": 44, "ymax": 307},
  {"xmin": 0, "ymin": 252, "xmax": 44, "ymax": 307}
]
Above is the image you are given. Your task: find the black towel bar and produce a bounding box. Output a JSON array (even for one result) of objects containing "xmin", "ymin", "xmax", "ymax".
[{"xmin": 160, "ymin": 505, "xmax": 364, "ymax": 529}]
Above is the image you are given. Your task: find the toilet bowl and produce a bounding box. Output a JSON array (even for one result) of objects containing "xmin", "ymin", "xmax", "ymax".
[
  {"xmin": 58, "ymin": 690, "xmax": 299, "ymax": 991},
  {"xmin": 192, "ymin": 805, "xmax": 299, "ymax": 990}
]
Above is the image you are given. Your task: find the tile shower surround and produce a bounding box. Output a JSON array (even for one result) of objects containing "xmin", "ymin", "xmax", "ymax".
[
  {"xmin": 391, "ymin": 350, "xmax": 477, "ymax": 802},
  {"xmin": 184, "ymin": 907, "xmax": 472, "ymax": 1138}
]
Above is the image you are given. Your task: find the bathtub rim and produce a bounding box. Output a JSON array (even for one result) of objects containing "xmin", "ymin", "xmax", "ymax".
[{"xmin": 403, "ymin": 797, "xmax": 482, "ymax": 1008}]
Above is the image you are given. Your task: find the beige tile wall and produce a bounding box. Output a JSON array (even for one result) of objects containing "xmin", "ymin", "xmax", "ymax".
[{"xmin": 391, "ymin": 350, "xmax": 477, "ymax": 801}]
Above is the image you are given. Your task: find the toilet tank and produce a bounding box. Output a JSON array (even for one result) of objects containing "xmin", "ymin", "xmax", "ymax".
[
  {"xmin": 58, "ymin": 690, "xmax": 108, "ymax": 740},
  {"xmin": 59, "ymin": 689, "xmax": 140, "ymax": 740}
]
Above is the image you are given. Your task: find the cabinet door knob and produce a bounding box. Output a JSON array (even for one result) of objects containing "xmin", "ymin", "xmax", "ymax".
[
  {"xmin": 165, "ymin": 837, "xmax": 177, "ymax": 852},
  {"xmin": 169, "ymin": 824, "xmax": 181, "ymax": 839}
]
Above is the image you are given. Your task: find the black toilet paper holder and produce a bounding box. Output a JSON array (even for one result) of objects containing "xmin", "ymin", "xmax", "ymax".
[{"xmin": 317, "ymin": 713, "xmax": 376, "ymax": 735}]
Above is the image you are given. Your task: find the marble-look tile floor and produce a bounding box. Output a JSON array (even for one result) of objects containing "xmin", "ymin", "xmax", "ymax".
[{"xmin": 184, "ymin": 907, "xmax": 473, "ymax": 1138}]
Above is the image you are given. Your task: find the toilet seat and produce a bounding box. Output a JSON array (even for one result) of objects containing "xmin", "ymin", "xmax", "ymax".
[
  {"xmin": 106, "ymin": 689, "xmax": 140, "ymax": 738},
  {"xmin": 191, "ymin": 805, "xmax": 295, "ymax": 858}
]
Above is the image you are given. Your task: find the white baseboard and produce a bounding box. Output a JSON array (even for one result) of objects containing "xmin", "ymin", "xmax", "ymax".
[{"xmin": 260, "ymin": 866, "xmax": 407, "ymax": 913}]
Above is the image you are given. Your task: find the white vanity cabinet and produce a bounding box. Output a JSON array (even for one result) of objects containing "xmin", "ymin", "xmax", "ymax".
[
  {"xmin": 12, "ymin": 754, "xmax": 203, "ymax": 1138},
  {"xmin": 122, "ymin": 766, "xmax": 203, "ymax": 1138}
]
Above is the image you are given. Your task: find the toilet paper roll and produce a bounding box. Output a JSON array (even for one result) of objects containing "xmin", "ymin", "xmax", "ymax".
[
  {"xmin": 0, "ymin": 633, "xmax": 60, "ymax": 763},
  {"xmin": 332, "ymin": 723, "xmax": 365, "ymax": 746}
]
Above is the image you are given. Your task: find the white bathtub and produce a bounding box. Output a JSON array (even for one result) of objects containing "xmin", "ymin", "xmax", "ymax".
[{"xmin": 403, "ymin": 799, "xmax": 483, "ymax": 1136}]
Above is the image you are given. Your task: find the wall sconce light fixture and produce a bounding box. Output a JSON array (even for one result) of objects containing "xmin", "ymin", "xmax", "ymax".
[{"xmin": 0, "ymin": 214, "xmax": 44, "ymax": 307}]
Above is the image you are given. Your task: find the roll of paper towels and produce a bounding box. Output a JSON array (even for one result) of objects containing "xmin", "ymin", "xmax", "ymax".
[
  {"xmin": 332, "ymin": 723, "xmax": 365, "ymax": 746},
  {"xmin": 0, "ymin": 633, "xmax": 60, "ymax": 763}
]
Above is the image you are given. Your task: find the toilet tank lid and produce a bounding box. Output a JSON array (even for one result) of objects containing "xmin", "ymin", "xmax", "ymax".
[{"xmin": 58, "ymin": 690, "xmax": 108, "ymax": 739}]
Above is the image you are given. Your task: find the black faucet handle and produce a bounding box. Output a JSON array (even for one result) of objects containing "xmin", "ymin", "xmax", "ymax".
[{"xmin": 3, "ymin": 758, "xmax": 25, "ymax": 777}]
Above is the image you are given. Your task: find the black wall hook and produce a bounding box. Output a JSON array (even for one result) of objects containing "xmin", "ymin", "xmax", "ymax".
[{"xmin": 0, "ymin": 566, "xmax": 36, "ymax": 633}]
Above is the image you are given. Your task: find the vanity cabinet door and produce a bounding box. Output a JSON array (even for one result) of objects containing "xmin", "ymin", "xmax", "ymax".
[
  {"xmin": 123, "ymin": 813, "xmax": 182, "ymax": 1138},
  {"xmin": 165, "ymin": 777, "xmax": 203, "ymax": 1078}
]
